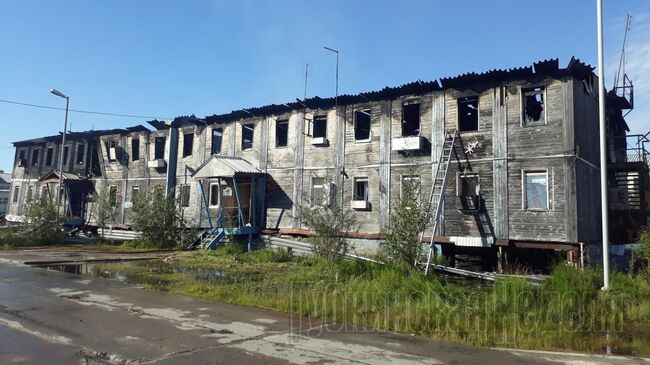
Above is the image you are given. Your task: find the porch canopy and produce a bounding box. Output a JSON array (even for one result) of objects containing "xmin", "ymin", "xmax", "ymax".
[
  {"xmin": 38, "ymin": 169, "xmax": 84, "ymax": 184},
  {"xmin": 191, "ymin": 155, "xmax": 264, "ymax": 179}
]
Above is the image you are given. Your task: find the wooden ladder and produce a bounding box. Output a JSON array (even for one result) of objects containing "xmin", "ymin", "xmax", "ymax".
[{"xmin": 420, "ymin": 130, "xmax": 457, "ymax": 274}]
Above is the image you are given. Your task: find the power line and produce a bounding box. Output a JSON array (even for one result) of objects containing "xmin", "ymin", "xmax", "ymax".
[{"xmin": 0, "ymin": 98, "xmax": 172, "ymax": 120}]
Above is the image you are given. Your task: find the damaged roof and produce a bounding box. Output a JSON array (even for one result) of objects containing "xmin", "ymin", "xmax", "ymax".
[{"xmin": 13, "ymin": 125, "xmax": 151, "ymax": 146}]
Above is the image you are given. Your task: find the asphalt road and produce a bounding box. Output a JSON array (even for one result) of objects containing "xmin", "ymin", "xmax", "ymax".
[{"xmin": 0, "ymin": 256, "xmax": 646, "ymax": 364}]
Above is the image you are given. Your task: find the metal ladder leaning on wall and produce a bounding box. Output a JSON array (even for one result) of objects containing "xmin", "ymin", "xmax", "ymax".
[{"xmin": 419, "ymin": 130, "xmax": 457, "ymax": 275}]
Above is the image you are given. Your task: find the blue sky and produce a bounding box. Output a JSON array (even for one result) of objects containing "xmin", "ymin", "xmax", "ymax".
[{"xmin": 1, "ymin": 0, "xmax": 649, "ymax": 172}]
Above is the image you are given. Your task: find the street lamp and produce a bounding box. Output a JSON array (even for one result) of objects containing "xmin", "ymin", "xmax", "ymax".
[{"xmin": 50, "ymin": 88, "xmax": 69, "ymax": 220}]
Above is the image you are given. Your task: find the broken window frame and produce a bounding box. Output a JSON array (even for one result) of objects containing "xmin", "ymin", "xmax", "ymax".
[
  {"xmin": 182, "ymin": 132, "xmax": 194, "ymax": 158},
  {"xmin": 76, "ymin": 144, "xmax": 85, "ymax": 165},
  {"xmin": 353, "ymin": 177, "xmax": 369, "ymax": 202},
  {"xmin": 401, "ymin": 101, "xmax": 421, "ymax": 137},
  {"xmin": 311, "ymin": 177, "xmax": 325, "ymax": 207},
  {"xmin": 106, "ymin": 141, "xmax": 117, "ymax": 163},
  {"xmin": 26, "ymin": 186, "xmax": 33, "ymax": 203},
  {"xmin": 312, "ymin": 115, "xmax": 327, "ymax": 139},
  {"xmin": 209, "ymin": 182, "xmax": 220, "ymax": 207},
  {"xmin": 521, "ymin": 86, "xmax": 547, "ymax": 126},
  {"xmin": 154, "ymin": 137, "xmax": 166, "ymax": 160},
  {"xmin": 211, "ymin": 127, "xmax": 223, "ymax": 155},
  {"xmin": 45, "ymin": 147, "xmax": 54, "ymax": 166},
  {"xmin": 31, "ymin": 149, "xmax": 40, "ymax": 167},
  {"xmin": 456, "ymin": 173, "xmax": 480, "ymax": 197},
  {"xmin": 131, "ymin": 138, "xmax": 140, "ymax": 161},
  {"xmin": 522, "ymin": 170, "xmax": 549, "ymax": 211},
  {"xmin": 63, "ymin": 146, "xmax": 69, "ymax": 166},
  {"xmin": 457, "ymin": 96, "xmax": 480, "ymax": 132},
  {"xmin": 354, "ymin": 109, "xmax": 372, "ymax": 142},
  {"xmin": 275, "ymin": 119, "xmax": 289, "ymax": 148},
  {"xmin": 180, "ymin": 185, "xmax": 191, "ymax": 208},
  {"xmin": 241, "ymin": 123, "xmax": 254, "ymax": 151}
]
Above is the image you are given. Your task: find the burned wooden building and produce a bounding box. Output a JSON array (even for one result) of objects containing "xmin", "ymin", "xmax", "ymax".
[{"xmin": 6, "ymin": 57, "xmax": 647, "ymax": 263}]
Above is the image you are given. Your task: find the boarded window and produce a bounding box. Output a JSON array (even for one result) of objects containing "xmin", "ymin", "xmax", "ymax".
[
  {"xmin": 31, "ymin": 149, "xmax": 39, "ymax": 167},
  {"xmin": 76, "ymin": 144, "xmax": 85, "ymax": 164},
  {"xmin": 12, "ymin": 187, "xmax": 19, "ymax": 203},
  {"xmin": 183, "ymin": 133, "xmax": 194, "ymax": 157},
  {"xmin": 180, "ymin": 185, "xmax": 191, "ymax": 207},
  {"xmin": 458, "ymin": 97, "xmax": 479, "ymax": 131},
  {"xmin": 209, "ymin": 183, "xmax": 220, "ymax": 206},
  {"xmin": 402, "ymin": 102, "xmax": 420, "ymax": 136},
  {"xmin": 154, "ymin": 137, "xmax": 166, "ymax": 160},
  {"xmin": 311, "ymin": 177, "xmax": 325, "ymax": 206},
  {"xmin": 353, "ymin": 177, "xmax": 369, "ymax": 201},
  {"xmin": 131, "ymin": 138, "xmax": 140, "ymax": 161},
  {"xmin": 522, "ymin": 87, "xmax": 545, "ymax": 125},
  {"xmin": 313, "ymin": 116, "xmax": 327, "ymax": 138},
  {"xmin": 242, "ymin": 124, "xmax": 254, "ymax": 150},
  {"xmin": 276, "ymin": 120, "xmax": 288, "ymax": 147},
  {"xmin": 45, "ymin": 148, "xmax": 54, "ymax": 166},
  {"xmin": 211, "ymin": 128, "xmax": 223, "ymax": 155},
  {"xmin": 109, "ymin": 186, "xmax": 118, "ymax": 207},
  {"xmin": 524, "ymin": 171, "xmax": 548, "ymax": 210},
  {"xmin": 131, "ymin": 186, "xmax": 140, "ymax": 202},
  {"xmin": 354, "ymin": 109, "xmax": 371, "ymax": 141}
]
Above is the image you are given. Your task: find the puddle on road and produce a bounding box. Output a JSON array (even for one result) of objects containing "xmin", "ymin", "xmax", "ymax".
[{"xmin": 34, "ymin": 260, "xmax": 227, "ymax": 283}]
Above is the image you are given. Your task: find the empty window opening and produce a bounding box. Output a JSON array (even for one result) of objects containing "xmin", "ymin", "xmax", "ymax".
[
  {"xmin": 45, "ymin": 148, "xmax": 54, "ymax": 166},
  {"xmin": 276, "ymin": 120, "xmax": 289, "ymax": 147},
  {"xmin": 402, "ymin": 102, "xmax": 420, "ymax": 136},
  {"xmin": 180, "ymin": 185, "xmax": 191, "ymax": 207},
  {"xmin": 76, "ymin": 144, "xmax": 85, "ymax": 165},
  {"xmin": 524, "ymin": 171, "xmax": 548, "ymax": 210},
  {"xmin": 108, "ymin": 185, "xmax": 118, "ymax": 207},
  {"xmin": 183, "ymin": 133, "xmax": 194, "ymax": 157},
  {"xmin": 63, "ymin": 146, "xmax": 69, "ymax": 165},
  {"xmin": 522, "ymin": 87, "xmax": 545, "ymax": 125},
  {"xmin": 242, "ymin": 124, "xmax": 254, "ymax": 150},
  {"xmin": 18, "ymin": 150, "xmax": 25, "ymax": 161},
  {"xmin": 354, "ymin": 109, "xmax": 371, "ymax": 141},
  {"xmin": 131, "ymin": 138, "xmax": 140, "ymax": 161},
  {"xmin": 458, "ymin": 97, "xmax": 479, "ymax": 132},
  {"xmin": 131, "ymin": 186, "xmax": 140, "ymax": 202},
  {"xmin": 154, "ymin": 137, "xmax": 166, "ymax": 160},
  {"xmin": 12, "ymin": 187, "xmax": 20, "ymax": 203},
  {"xmin": 353, "ymin": 177, "xmax": 369, "ymax": 201},
  {"xmin": 458, "ymin": 173, "xmax": 480, "ymax": 196},
  {"xmin": 106, "ymin": 141, "xmax": 117, "ymax": 162},
  {"xmin": 211, "ymin": 128, "xmax": 223, "ymax": 155},
  {"xmin": 311, "ymin": 177, "xmax": 325, "ymax": 206},
  {"xmin": 31, "ymin": 150, "xmax": 39, "ymax": 167},
  {"xmin": 313, "ymin": 116, "xmax": 327, "ymax": 139},
  {"xmin": 209, "ymin": 183, "xmax": 220, "ymax": 206}
]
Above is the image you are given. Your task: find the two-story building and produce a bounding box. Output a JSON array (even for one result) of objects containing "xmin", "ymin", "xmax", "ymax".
[{"xmin": 6, "ymin": 57, "xmax": 646, "ymax": 267}]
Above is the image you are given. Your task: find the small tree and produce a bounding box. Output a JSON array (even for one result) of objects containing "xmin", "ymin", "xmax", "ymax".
[
  {"xmin": 91, "ymin": 183, "xmax": 118, "ymax": 238},
  {"xmin": 382, "ymin": 172, "xmax": 433, "ymax": 268},
  {"xmin": 22, "ymin": 190, "xmax": 63, "ymax": 244},
  {"xmin": 299, "ymin": 181, "xmax": 356, "ymax": 266},
  {"xmin": 636, "ymin": 228, "xmax": 650, "ymax": 279},
  {"xmin": 130, "ymin": 188, "xmax": 183, "ymax": 248}
]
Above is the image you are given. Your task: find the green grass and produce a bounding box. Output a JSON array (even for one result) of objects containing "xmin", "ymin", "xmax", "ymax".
[
  {"xmin": 92, "ymin": 245, "xmax": 650, "ymax": 356},
  {"xmin": 0, "ymin": 230, "xmax": 168, "ymax": 252}
]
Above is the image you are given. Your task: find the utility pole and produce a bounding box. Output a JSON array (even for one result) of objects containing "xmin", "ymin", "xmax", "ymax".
[{"xmin": 596, "ymin": 0, "xmax": 610, "ymax": 290}]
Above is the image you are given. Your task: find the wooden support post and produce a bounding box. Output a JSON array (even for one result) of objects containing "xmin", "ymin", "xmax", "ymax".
[
  {"xmin": 497, "ymin": 246, "xmax": 503, "ymax": 274},
  {"xmin": 579, "ymin": 242, "xmax": 585, "ymax": 270}
]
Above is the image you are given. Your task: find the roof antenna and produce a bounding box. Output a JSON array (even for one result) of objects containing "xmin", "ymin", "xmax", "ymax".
[
  {"xmin": 304, "ymin": 63, "xmax": 309, "ymax": 100},
  {"xmin": 613, "ymin": 13, "xmax": 632, "ymax": 89}
]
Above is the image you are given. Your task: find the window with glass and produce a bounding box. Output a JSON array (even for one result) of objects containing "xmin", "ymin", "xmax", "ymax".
[{"xmin": 524, "ymin": 171, "xmax": 548, "ymax": 210}]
